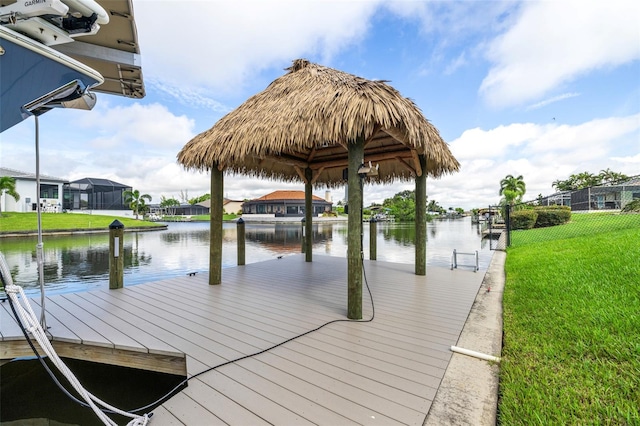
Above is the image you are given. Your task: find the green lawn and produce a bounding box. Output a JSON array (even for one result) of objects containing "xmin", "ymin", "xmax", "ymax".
[
  {"xmin": 500, "ymin": 213, "xmax": 640, "ymax": 424},
  {"xmin": 0, "ymin": 212, "xmax": 163, "ymax": 233}
]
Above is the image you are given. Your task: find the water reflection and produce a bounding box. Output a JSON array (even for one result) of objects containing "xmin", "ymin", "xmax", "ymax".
[
  {"xmin": 380, "ymin": 222, "xmax": 416, "ymax": 246},
  {"xmin": 0, "ymin": 217, "xmax": 496, "ymax": 296}
]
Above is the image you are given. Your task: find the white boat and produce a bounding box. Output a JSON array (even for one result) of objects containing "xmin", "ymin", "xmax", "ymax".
[{"xmin": 0, "ymin": 0, "xmax": 144, "ymax": 132}]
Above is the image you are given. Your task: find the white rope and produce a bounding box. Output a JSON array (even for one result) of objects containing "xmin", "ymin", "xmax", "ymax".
[{"xmin": 1, "ymin": 254, "xmax": 150, "ymax": 426}]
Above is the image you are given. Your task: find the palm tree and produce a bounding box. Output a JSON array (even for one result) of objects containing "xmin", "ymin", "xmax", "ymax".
[
  {"xmin": 499, "ymin": 174, "xmax": 526, "ymax": 206},
  {"xmin": 599, "ymin": 168, "xmax": 628, "ymax": 185},
  {"xmin": 427, "ymin": 199, "xmax": 441, "ymax": 213},
  {"xmin": 123, "ymin": 189, "xmax": 152, "ymax": 220},
  {"xmin": 160, "ymin": 195, "xmax": 180, "ymax": 216},
  {"xmin": 0, "ymin": 176, "xmax": 20, "ymax": 217}
]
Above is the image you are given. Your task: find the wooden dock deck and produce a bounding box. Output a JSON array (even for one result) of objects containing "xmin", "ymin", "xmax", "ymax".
[{"xmin": 1, "ymin": 254, "xmax": 486, "ymax": 425}]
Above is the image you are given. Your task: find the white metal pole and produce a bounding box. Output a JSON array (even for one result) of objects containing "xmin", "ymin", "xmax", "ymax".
[{"xmin": 35, "ymin": 115, "xmax": 48, "ymax": 330}]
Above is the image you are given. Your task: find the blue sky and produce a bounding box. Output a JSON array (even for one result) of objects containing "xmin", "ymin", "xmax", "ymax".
[{"xmin": 1, "ymin": 0, "xmax": 639, "ymax": 209}]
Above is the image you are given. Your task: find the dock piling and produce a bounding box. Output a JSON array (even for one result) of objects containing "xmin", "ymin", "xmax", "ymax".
[
  {"xmin": 369, "ymin": 218, "xmax": 377, "ymax": 260},
  {"xmin": 109, "ymin": 220, "xmax": 124, "ymax": 289},
  {"xmin": 237, "ymin": 218, "xmax": 245, "ymax": 265}
]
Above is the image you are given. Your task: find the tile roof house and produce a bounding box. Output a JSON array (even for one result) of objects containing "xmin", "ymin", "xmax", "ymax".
[{"xmin": 242, "ymin": 190, "xmax": 332, "ymax": 217}]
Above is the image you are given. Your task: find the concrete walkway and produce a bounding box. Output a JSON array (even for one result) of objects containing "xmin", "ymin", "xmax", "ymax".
[{"xmin": 424, "ymin": 249, "xmax": 506, "ymax": 425}]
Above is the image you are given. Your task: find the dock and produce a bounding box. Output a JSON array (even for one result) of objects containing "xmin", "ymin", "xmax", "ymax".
[{"xmin": 1, "ymin": 254, "xmax": 485, "ymax": 425}]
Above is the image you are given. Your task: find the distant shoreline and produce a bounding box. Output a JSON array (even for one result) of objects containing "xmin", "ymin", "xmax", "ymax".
[
  {"xmin": 0, "ymin": 225, "xmax": 168, "ymax": 238},
  {"xmin": 0, "ymin": 216, "xmax": 353, "ymax": 238}
]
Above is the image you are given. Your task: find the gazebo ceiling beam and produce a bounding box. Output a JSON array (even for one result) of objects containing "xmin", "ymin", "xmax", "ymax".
[
  {"xmin": 311, "ymin": 167, "xmax": 326, "ymax": 185},
  {"xmin": 307, "ymin": 150, "xmax": 414, "ymax": 171},
  {"xmin": 396, "ymin": 156, "xmax": 417, "ymax": 176},
  {"xmin": 293, "ymin": 165, "xmax": 308, "ymax": 183},
  {"xmin": 411, "ymin": 150, "xmax": 423, "ymax": 177},
  {"xmin": 250, "ymin": 147, "xmax": 415, "ymax": 172},
  {"xmin": 307, "ymin": 146, "xmax": 317, "ymax": 162},
  {"xmin": 381, "ymin": 127, "xmax": 408, "ymax": 145},
  {"xmin": 364, "ymin": 125, "xmax": 382, "ymax": 148}
]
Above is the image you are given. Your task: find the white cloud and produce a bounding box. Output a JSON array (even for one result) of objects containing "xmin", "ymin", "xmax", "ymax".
[
  {"xmin": 526, "ymin": 92, "xmax": 580, "ymax": 111},
  {"xmin": 528, "ymin": 114, "xmax": 640, "ymax": 154},
  {"xmin": 611, "ymin": 153, "xmax": 640, "ymax": 164},
  {"xmin": 134, "ymin": 0, "xmax": 381, "ymax": 93},
  {"xmin": 147, "ymin": 78, "xmax": 232, "ymax": 113},
  {"xmin": 80, "ymin": 103, "xmax": 196, "ymax": 150},
  {"xmin": 444, "ymin": 52, "xmax": 467, "ymax": 75},
  {"xmin": 448, "ymin": 123, "xmax": 541, "ymax": 160},
  {"xmin": 480, "ymin": 1, "xmax": 640, "ymax": 108},
  {"xmin": 426, "ymin": 113, "xmax": 640, "ymax": 208}
]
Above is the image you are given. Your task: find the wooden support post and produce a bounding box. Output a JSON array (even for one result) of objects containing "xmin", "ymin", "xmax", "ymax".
[
  {"xmin": 369, "ymin": 218, "xmax": 377, "ymax": 261},
  {"xmin": 108, "ymin": 220, "xmax": 124, "ymax": 289},
  {"xmin": 301, "ymin": 218, "xmax": 306, "ymax": 253},
  {"xmin": 347, "ymin": 135, "xmax": 364, "ymax": 319},
  {"xmin": 237, "ymin": 218, "xmax": 245, "ymax": 266},
  {"xmin": 415, "ymin": 154, "xmax": 427, "ymax": 275},
  {"xmin": 210, "ymin": 166, "xmax": 223, "ymax": 285},
  {"xmin": 304, "ymin": 167, "xmax": 313, "ymax": 261}
]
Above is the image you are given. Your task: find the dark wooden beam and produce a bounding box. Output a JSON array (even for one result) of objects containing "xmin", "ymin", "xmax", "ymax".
[
  {"xmin": 304, "ymin": 167, "xmax": 313, "ymax": 262},
  {"xmin": 210, "ymin": 166, "xmax": 223, "ymax": 285},
  {"xmin": 415, "ymin": 154, "xmax": 427, "ymax": 275},
  {"xmin": 347, "ymin": 135, "xmax": 364, "ymax": 319}
]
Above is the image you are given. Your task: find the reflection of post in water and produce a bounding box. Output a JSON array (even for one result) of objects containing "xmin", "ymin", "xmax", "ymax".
[{"xmin": 244, "ymin": 223, "xmax": 334, "ymax": 255}]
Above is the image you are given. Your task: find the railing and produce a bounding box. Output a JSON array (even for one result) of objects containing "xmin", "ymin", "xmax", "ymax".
[{"xmin": 450, "ymin": 249, "xmax": 479, "ymax": 272}]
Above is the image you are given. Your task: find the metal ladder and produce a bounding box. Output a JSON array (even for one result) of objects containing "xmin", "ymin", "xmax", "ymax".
[{"xmin": 450, "ymin": 249, "xmax": 478, "ymax": 272}]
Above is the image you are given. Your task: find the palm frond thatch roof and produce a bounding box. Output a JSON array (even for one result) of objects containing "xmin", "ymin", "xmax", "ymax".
[{"xmin": 177, "ymin": 59, "xmax": 459, "ymax": 186}]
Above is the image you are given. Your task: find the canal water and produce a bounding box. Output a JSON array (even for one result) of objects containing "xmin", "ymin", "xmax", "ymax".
[{"xmin": 0, "ymin": 216, "xmax": 496, "ymax": 296}]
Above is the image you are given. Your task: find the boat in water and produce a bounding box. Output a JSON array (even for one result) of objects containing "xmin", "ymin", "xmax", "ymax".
[{"xmin": 0, "ymin": 0, "xmax": 144, "ymax": 132}]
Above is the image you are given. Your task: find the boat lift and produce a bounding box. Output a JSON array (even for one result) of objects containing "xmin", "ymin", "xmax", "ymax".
[{"xmin": 450, "ymin": 249, "xmax": 479, "ymax": 272}]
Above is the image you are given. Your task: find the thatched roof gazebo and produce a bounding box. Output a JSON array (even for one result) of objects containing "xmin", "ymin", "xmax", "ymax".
[{"xmin": 178, "ymin": 59, "xmax": 459, "ymax": 319}]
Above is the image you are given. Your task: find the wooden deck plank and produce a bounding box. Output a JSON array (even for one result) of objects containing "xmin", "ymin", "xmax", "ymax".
[
  {"xmin": 49, "ymin": 294, "xmax": 146, "ymax": 352},
  {"xmin": 28, "ymin": 299, "xmax": 82, "ymax": 344},
  {"xmin": 241, "ymin": 353, "xmax": 421, "ymax": 425},
  {"xmin": 0, "ymin": 301, "xmax": 24, "ymax": 341},
  {"xmin": 1, "ymin": 254, "xmax": 488, "ymax": 425},
  {"xmin": 145, "ymin": 406, "xmax": 185, "ymax": 425},
  {"xmin": 265, "ymin": 329, "xmax": 442, "ymax": 407},
  {"xmin": 222, "ymin": 361, "xmax": 362, "ymax": 425},
  {"xmin": 73, "ymin": 291, "xmax": 185, "ymax": 357},
  {"xmin": 159, "ymin": 385, "xmax": 227, "ymax": 426},
  {"xmin": 95, "ymin": 287, "xmax": 277, "ymax": 362},
  {"xmin": 120, "ymin": 285, "xmax": 292, "ymax": 351},
  {"xmin": 175, "ymin": 378, "xmax": 270, "ymax": 426},
  {"xmin": 197, "ymin": 370, "xmax": 317, "ymax": 426},
  {"xmin": 24, "ymin": 296, "xmax": 113, "ymax": 348},
  {"xmin": 280, "ymin": 341, "xmax": 434, "ymax": 399},
  {"xmin": 88, "ymin": 289, "xmax": 233, "ymax": 374}
]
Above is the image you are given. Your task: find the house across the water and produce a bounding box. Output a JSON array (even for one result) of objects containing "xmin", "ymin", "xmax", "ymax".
[
  {"xmin": 537, "ymin": 175, "xmax": 640, "ymax": 212},
  {"xmin": 242, "ymin": 190, "xmax": 332, "ymax": 218},
  {"xmin": 0, "ymin": 168, "xmax": 138, "ymax": 217},
  {"xmin": 0, "ymin": 167, "xmax": 66, "ymax": 213}
]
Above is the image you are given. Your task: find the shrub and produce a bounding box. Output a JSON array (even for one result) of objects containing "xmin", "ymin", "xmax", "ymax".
[
  {"xmin": 510, "ymin": 210, "xmax": 538, "ymax": 230},
  {"xmin": 621, "ymin": 199, "xmax": 640, "ymax": 213},
  {"xmin": 533, "ymin": 206, "xmax": 571, "ymax": 228}
]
